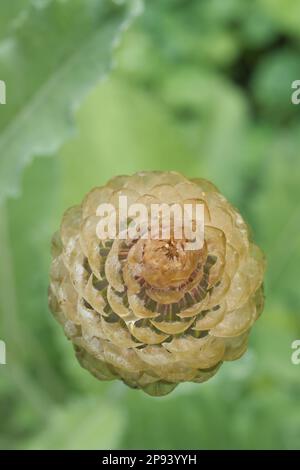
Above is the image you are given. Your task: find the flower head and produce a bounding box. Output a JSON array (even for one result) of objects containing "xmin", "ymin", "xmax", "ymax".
[{"xmin": 49, "ymin": 171, "xmax": 265, "ymax": 396}]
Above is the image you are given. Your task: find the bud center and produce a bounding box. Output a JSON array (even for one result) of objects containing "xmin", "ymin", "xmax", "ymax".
[{"xmin": 141, "ymin": 239, "xmax": 198, "ymax": 288}]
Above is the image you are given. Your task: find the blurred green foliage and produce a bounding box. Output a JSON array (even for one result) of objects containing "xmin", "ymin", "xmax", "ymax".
[{"xmin": 0, "ymin": 0, "xmax": 300, "ymax": 450}]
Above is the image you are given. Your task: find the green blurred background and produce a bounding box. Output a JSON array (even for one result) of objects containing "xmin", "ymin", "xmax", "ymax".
[{"xmin": 1, "ymin": 0, "xmax": 300, "ymax": 450}]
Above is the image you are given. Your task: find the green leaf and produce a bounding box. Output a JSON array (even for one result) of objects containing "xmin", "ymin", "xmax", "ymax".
[
  {"xmin": 258, "ymin": 0, "xmax": 300, "ymax": 36},
  {"xmin": 0, "ymin": 156, "xmax": 64, "ymax": 422},
  {"xmin": 248, "ymin": 124, "xmax": 300, "ymax": 306},
  {"xmin": 0, "ymin": 0, "xmax": 141, "ymax": 204},
  {"xmin": 24, "ymin": 396, "xmax": 125, "ymax": 450},
  {"xmin": 58, "ymin": 76, "xmax": 195, "ymax": 209},
  {"xmin": 0, "ymin": 1, "xmax": 32, "ymax": 39},
  {"xmin": 251, "ymin": 48, "xmax": 300, "ymax": 122},
  {"xmin": 160, "ymin": 66, "xmax": 251, "ymax": 203}
]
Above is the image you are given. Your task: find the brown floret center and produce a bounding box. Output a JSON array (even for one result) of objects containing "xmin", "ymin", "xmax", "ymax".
[{"xmin": 141, "ymin": 238, "xmax": 200, "ymax": 289}]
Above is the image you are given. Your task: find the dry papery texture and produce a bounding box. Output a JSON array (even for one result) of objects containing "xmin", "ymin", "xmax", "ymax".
[{"xmin": 49, "ymin": 171, "xmax": 265, "ymax": 396}]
